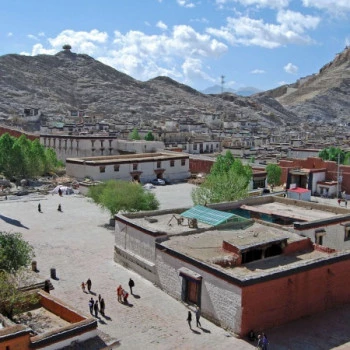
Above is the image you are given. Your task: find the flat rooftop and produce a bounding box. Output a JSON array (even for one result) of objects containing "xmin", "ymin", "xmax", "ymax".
[
  {"xmin": 241, "ymin": 201, "xmax": 338, "ymax": 222},
  {"xmin": 14, "ymin": 307, "xmax": 70, "ymax": 336},
  {"xmin": 159, "ymin": 221, "xmax": 330, "ymax": 279}
]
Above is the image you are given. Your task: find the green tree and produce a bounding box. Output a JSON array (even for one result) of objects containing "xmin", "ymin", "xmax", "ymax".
[
  {"xmin": 44, "ymin": 147, "xmax": 60, "ymax": 173},
  {"xmin": 191, "ymin": 151, "xmax": 252, "ymax": 205},
  {"xmin": 266, "ymin": 164, "xmax": 282, "ymax": 188},
  {"xmin": 14, "ymin": 135, "xmax": 33, "ymax": 177},
  {"xmin": 0, "ymin": 270, "xmax": 39, "ymax": 320},
  {"xmin": 144, "ymin": 131, "xmax": 155, "ymax": 141},
  {"xmin": 88, "ymin": 180, "xmax": 159, "ymax": 217},
  {"xmin": 30, "ymin": 139, "xmax": 46, "ymax": 176},
  {"xmin": 0, "ymin": 232, "xmax": 35, "ymax": 273},
  {"xmin": 319, "ymin": 147, "xmax": 345, "ymax": 163},
  {"xmin": 129, "ymin": 128, "xmax": 141, "ymax": 140},
  {"xmin": 0, "ymin": 133, "xmax": 15, "ymax": 177}
]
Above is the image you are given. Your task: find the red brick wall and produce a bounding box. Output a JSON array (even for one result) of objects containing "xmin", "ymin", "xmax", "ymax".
[
  {"xmin": 189, "ymin": 158, "xmax": 214, "ymax": 174},
  {"xmin": 0, "ymin": 126, "xmax": 38, "ymax": 141},
  {"xmin": 241, "ymin": 258, "xmax": 350, "ymax": 335}
]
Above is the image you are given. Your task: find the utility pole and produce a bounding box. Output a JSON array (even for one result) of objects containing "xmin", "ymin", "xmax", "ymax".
[
  {"xmin": 336, "ymin": 152, "xmax": 340, "ymax": 198},
  {"xmin": 221, "ymin": 75, "xmax": 225, "ymax": 94}
]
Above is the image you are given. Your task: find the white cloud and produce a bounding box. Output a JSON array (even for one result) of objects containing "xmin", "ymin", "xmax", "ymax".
[
  {"xmin": 251, "ymin": 69, "xmax": 265, "ymax": 74},
  {"xmin": 182, "ymin": 58, "xmax": 216, "ymax": 84},
  {"xmin": 156, "ymin": 21, "xmax": 168, "ymax": 31},
  {"xmin": 216, "ymin": 0, "xmax": 289, "ymax": 9},
  {"xmin": 177, "ymin": 0, "xmax": 195, "ymax": 8},
  {"xmin": 278, "ymin": 80, "xmax": 288, "ymax": 85},
  {"xmin": 38, "ymin": 32, "xmax": 45, "ymax": 37},
  {"xmin": 27, "ymin": 34, "xmax": 39, "ymax": 41},
  {"xmin": 302, "ymin": 0, "xmax": 350, "ymax": 12},
  {"xmin": 284, "ymin": 62, "xmax": 298, "ymax": 74},
  {"xmin": 7, "ymin": 32, "xmax": 13, "ymax": 37},
  {"xmin": 206, "ymin": 10, "xmax": 320, "ymax": 48},
  {"xmin": 27, "ymin": 26, "xmax": 227, "ymax": 88}
]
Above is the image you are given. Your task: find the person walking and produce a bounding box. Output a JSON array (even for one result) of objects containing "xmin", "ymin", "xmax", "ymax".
[
  {"xmin": 93, "ymin": 300, "xmax": 99, "ymax": 317},
  {"xmin": 100, "ymin": 298, "xmax": 105, "ymax": 316},
  {"xmin": 88, "ymin": 297, "xmax": 94, "ymax": 314},
  {"xmin": 86, "ymin": 278, "xmax": 92, "ymax": 292},
  {"xmin": 38, "ymin": 203, "xmax": 41, "ymax": 212},
  {"xmin": 195, "ymin": 306, "xmax": 201, "ymax": 327},
  {"xmin": 117, "ymin": 285, "xmax": 123, "ymax": 302},
  {"xmin": 128, "ymin": 278, "xmax": 135, "ymax": 294},
  {"xmin": 98, "ymin": 294, "xmax": 102, "ymax": 303},
  {"xmin": 57, "ymin": 204, "xmax": 62, "ymax": 212},
  {"xmin": 81, "ymin": 281, "xmax": 86, "ymax": 292},
  {"xmin": 187, "ymin": 310, "xmax": 192, "ymax": 329},
  {"xmin": 262, "ymin": 333, "xmax": 269, "ymax": 350}
]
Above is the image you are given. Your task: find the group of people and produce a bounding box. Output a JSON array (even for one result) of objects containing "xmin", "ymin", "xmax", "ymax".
[
  {"xmin": 88, "ymin": 295, "xmax": 106, "ymax": 317},
  {"xmin": 186, "ymin": 306, "xmax": 202, "ymax": 329},
  {"xmin": 83, "ymin": 278, "xmax": 106, "ymax": 317},
  {"xmin": 116, "ymin": 278, "xmax": 135, "ymax": 304}
]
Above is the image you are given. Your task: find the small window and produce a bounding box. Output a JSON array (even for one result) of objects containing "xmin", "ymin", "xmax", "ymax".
[
  {"xmin": 157, "ymin": 161, "xmax": 161, "ymax": 168},
  {"xmin": 181, "ymin": 159, "xmax": 186, "ymax": 166},
  {"xmin": 99, "ymin": 166, "xmax": 106, "ymax": 173},
  {"xmin": 315, "ymin": 229, "xmax": 326, "ymax": 245},
  {"xmin": 133, "ymin": 163, "xmax": 138, "ymax": 171},
  {"xmin": 193, "ymin": 144, "xmax": 198, "ymax": 150},
  {"xmin": 170, "ymin": 160, "xmax": 175, "ymax": 167},
  {"xmin": 345, "ymin": 226, "xmax": 350, "ymax": 241},
  {"xmin": 114, "ymin": 165, "xmax": 120, "ymax": 172}
]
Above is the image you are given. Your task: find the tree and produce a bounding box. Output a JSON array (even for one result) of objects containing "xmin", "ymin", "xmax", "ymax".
[
  {"xmin": 0, "ymin": 133, "xmax": 15, "ymax": 177},
  {"xmin": 266, "ymin": 164, "xmax": 282, "ymax": 188},
  {"xmin": 191, "ymin": 151, "xmax": 252, "ymax": 205},
  {"xmin": 144, "ymin": 131, "xmax": 155, "ymax": 141},
  {"xmin": 129, "ymin": 128, "xmax": 141, "ymax": 140},
  {"xmin": 0, "ymin": 270, "xmax": 39, "ymax": 320},
  {"xmin": 0, "ymin": 232, "xmax": 35, "ymax": 273},
  {"xmin": 88, "ymin": 180, "xmax": 159, "ymax": 217},
  {"xmin": 319, "ymin": 147, "xmax": 345, "ymax": 163}
]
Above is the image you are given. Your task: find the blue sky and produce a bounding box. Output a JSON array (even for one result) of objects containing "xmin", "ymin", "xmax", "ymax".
[{"xmin": 1, "ymin": 0, "xmax": 349, "ymax": 92}]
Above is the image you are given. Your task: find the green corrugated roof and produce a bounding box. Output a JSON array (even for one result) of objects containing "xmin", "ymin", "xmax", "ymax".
[{"xmin": 181, "ymin": 205, "xmax": 235, "ymax": 226}]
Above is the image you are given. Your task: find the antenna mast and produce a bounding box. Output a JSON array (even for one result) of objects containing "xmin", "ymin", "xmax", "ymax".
[{"xmin": 221, "ymin": 75, "xmax": 225, "ymax": 94}]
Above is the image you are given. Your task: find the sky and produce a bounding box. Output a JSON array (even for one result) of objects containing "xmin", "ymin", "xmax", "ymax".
[{"xmin": 0, "ymin": 0, "xmax": 349, "ymax": 92}]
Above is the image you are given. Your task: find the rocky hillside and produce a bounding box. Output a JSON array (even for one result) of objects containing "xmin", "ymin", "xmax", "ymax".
[
  {"xmin": 0, "ymin": 47, "xmax": 295, "ymax": 131},
  {"xmin": 258, "ymin": 46, "xmax": 350, "ymax": 122}
]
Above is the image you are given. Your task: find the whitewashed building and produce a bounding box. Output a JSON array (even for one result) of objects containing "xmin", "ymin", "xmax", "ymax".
[{"xmin": 66, "ymin": 152, "xmax": 190, "ymax": 183}]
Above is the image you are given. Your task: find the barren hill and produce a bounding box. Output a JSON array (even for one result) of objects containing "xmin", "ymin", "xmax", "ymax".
[
  {"xmin": 0, "ymin": 47, "xmax": 295, "ymax": 131},
  {"xmin": 258, "ymin": 46, "xmax": 350, "ymax": 122}
]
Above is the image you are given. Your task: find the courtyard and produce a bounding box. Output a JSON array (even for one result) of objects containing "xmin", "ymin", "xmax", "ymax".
[{"xmin": 0, "ymin": 183, "xmax": 349, "ymax": 349}]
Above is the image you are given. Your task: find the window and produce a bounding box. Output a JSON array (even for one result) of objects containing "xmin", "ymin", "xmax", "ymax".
[
  {"xmin": 114, "ymin": 165, "xmax": 120, "ymax": 172},
  {"xmin": 193, "ymin": 144, "xmax": 198, "ymax": 150},
  {"xmin": 345, "ymin": 225, "xmax": 350, "ymax": 241},
  {"xmin": 181, "ymin": 159, "xmax": 186, "ymax": 166},
  {"xmin": 157, "ymin": 161, "xmax": 161, "ymax": 168},
  {"xmin": 99, "ymin": 166, "xmax": 106, "ymax": 173},
  {"xmin": 170, "ymin": 160, "xmax": 175, "ymax": 167},
  {"xmin": 315, "ymin": 229, "xmax": 326, "ymax": 245},
  {"xmin": 133, "ymin": 163, "xmax": 138, "ymax": 171}
]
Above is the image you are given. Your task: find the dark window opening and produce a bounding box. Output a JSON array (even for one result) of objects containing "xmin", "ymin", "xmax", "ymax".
[
  {"xmin": 114, "ymin": 165, "xmax": 120, "ymax": 172},
  {"xmin": 170, "ymin": 160, "xmax": 175, "ymax": 167},
  {"xmin": 133, "ymin": 163, "xmax": 138, "ymax": 171},
  {"xmin": 181, "ymin": 159, "xmax": 186, "ymax": 166},
  {"xmin": 99, "ymin": 166, "xmax": 105, "ymax": 173},
  {"xmin": 157, "ymin": 161, "xmax": 161, "ymax": 168},
  {"xmin": 265, "ymin": 244, "xmax": 283, "ymax": 257},
  {"xmin": 242, "ymin": 249, "xmax": 263, "ymax": 264}
]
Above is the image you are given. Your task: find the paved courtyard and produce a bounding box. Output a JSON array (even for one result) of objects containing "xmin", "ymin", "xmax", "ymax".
[{"xmin": 0, "ymin": 184, "xmax": 349, "ymax": 349}]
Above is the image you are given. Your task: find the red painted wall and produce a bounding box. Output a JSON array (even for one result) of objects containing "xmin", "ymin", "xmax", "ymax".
[
  {"xmin": 189, "ymin": 158, "xmax": 214, "ymax": 174},
  {"xmin": 240, "ymin": 258, "xmax": 350, "ymax": 335},
  {"xmin": 39, "ymin": 292, "xmax": 85, "ymax": 323},
  {"xmin": 0, "ymin": 126, "xmax": 38, "ymax": 140},
  {"xmin": 279, "ymin": 157, "xmax": 350, "ymax": 193}
]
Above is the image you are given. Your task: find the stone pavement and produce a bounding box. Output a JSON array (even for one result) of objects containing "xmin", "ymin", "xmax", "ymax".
[{"xmin": 0, "ymin": 185, "xmax": 349, "ymax": 349}]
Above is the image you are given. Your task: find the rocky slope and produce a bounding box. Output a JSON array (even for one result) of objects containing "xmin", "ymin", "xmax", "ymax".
[
  {"xmin": 258, "ymin": 46, "xmax": 350, "ymax": 122},
  {"xmin": 0, "ymin": 48, "xmax": 295, "ymax": 131}
]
